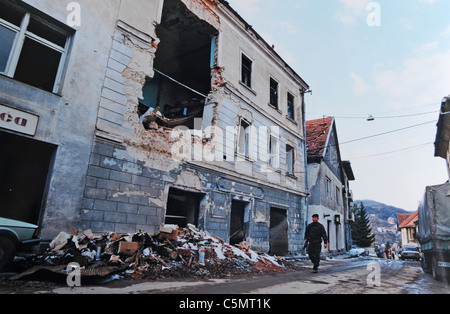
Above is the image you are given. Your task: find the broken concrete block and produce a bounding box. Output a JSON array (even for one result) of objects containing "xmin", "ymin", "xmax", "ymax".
[
  {"xmin": 50, "ymin": 232, "xmax": 71, "ymax": 251},
  {"xmin": 118, "ymin": 241, "xmax": 140, "ymax": 256}
]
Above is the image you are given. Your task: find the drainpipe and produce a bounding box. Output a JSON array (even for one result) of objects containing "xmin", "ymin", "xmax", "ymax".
[{"xmin": 301, "ymin": 89, "xmax": 310, "ymax": 234}]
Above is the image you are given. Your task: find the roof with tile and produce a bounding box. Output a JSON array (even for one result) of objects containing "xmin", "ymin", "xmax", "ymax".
[
  {"xmin": 398, "ymin": 210, "xmax": 419, "ymax": 229},
  {"xmin": 306, "ymin": 117, "xmax": 334, "ymax": 158}
]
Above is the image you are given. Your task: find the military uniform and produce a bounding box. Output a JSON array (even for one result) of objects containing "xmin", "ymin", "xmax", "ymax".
[{"xmin": 305, "ymin": 221, "xmax": 328, "ymax": 272}]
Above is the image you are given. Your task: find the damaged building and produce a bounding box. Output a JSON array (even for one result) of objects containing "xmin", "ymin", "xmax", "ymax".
[{"xmin": 0, "ymin": 0, "xmax": 310, "ymax": 255}]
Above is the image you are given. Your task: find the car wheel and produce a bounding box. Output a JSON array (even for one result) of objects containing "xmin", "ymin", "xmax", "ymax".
[{"xmin": 0, "ymin": 237, "xmax": 17, "ymax": 272}]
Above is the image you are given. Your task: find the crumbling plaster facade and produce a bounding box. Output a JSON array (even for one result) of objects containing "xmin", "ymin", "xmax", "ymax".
[{"xmin": 3, "ymin": 0, "xmax": 310, "ymax": 254}]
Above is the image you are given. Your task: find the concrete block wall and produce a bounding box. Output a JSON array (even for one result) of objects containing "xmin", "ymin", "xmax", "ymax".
[
  {"xmin": 80, "ymin": 138, "xmax": 306, "ymax": 254},
  {"xmin": 80, "ymin": 139, "xmax": 165, "ymax": 234}
]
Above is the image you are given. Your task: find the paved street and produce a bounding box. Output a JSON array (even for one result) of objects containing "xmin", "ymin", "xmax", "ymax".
[{"xmin": 2, "ymin": 257, "xmax": 448, "ymax": 294}]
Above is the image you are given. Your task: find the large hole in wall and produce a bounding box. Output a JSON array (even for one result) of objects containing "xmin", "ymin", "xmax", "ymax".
[
  {"xmin": 139, "ymin": 0, "xmax": 218, "ymax": 130},
  {"xmin": 165, "ymin": 187, "xmax": 204, "ymax": 228}
]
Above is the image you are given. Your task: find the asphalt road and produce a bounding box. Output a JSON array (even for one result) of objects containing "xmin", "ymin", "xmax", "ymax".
[{"xmin": 3, "ymin": 257, "xmax": 447, "ymax": 294}]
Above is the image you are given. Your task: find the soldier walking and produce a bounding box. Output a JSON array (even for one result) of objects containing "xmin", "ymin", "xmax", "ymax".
[{"xmin": 304, "ymin": 214, "xmax": 328, "ymax": 273}]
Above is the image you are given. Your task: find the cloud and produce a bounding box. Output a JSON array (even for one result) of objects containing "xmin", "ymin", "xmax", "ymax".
[
  {"xmin": 373, "ymin": 48, "xmax": 450, "ymax": 103},
  {"xmin": 418, "ymin": 0, "xmax": 440, "ymax": 5},
  {"xmin": 351, "ymin": 72, "xmax": 370, "ymax": 95},
  {"xmin": 334, "ymin": 0, "xmax": 371, "ymax": 26},
  {"xmin": 350, "ymin": 25, "xmax": 450, "ymax": 104},
  {"xmin": 225, "ymin": 0, "xmax": 262, "ymax": 17}
]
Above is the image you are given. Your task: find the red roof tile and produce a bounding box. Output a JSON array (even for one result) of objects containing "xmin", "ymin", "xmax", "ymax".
[
  {"xmin": 399, "ymin": 210, "xmax": 419, "ymax": 229},
  {"xmin": 306, "ymin": 117, "xmax": 334, "ymax": 158},
  {"xmin": 397, "ymin": 213, "xmax": 411, "ymax": 226}
]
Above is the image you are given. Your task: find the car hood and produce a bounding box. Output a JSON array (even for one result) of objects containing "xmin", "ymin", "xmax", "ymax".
[{"xmin": 0, "ymin": 217, "xmax": 38, "ymax": 229}]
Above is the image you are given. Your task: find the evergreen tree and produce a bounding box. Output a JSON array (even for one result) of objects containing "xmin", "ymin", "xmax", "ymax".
[{"xmin": 350, "ymin": 202, "xmax": 375, "ymax": 248}]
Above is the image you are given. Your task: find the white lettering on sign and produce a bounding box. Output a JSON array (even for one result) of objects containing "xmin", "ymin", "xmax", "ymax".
[{"xmin": 0, "ymin": 104, "xmax": 39, "ymax": 136}]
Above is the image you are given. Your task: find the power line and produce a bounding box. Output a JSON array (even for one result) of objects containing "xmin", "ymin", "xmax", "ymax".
[
  {"xmin": 348, "ymin": 142, "xmax": 433, "ymax": 160},
  {"xmin": 308, "ymin": 110, "xmax": 438, "ymax": 120},
  {"xmin": 340, "ymin": 120, "xmax": 436, "ymax": 145}
]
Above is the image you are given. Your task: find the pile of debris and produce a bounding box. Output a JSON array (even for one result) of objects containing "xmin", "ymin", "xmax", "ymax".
[{"xmin": 10, "ymin": 224, "xmax": 285, "ymax": 282}]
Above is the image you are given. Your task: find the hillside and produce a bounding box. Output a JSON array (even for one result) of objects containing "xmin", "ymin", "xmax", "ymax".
[{"xmin": 353, "ymin": 200, "xmax": 412, "ymax": 245}]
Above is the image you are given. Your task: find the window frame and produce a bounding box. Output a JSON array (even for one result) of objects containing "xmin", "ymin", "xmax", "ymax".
[
  {"xmin": 241, "ymin": 53, "xmax": 253, "ymax": 89},
  {"xmin": 287, "ymin": 92, "xmax": 295, "ymax": 121},
  {"xmin": 268, "ymin": 131, "xmax": 280, "ymax": 169},
  {"xmin": 0, "ymin": 5, "xmax": 72, "ymax": 94},
  {"xmin": 269, "ymin": 77, "xmax": 279, "ymax": 109},
  {"xmin": 326, "ymin": 177, "xmax": 332, "ymax": 198},
  {"xmin": 286, "ymin": 144, "xmax": 295, "ymax": 175},
  {"xmin": 237, "ymin": 117, "xmax": 252, "ymax": 160},
  {"xmin": 336, "ymin": 186, "xmax": 340, "ymax": 203}
]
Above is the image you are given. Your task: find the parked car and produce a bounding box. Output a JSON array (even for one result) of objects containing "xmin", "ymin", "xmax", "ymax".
[
  {"xmin": 348, "ymin": 245, "xmax": 366, "ymax": 257},
  {"xmin": 399, "ymin": 246, "xmax": 421, "ymax": 261},
  {"xmin": 0, "ymin": 217, "xmax": 40, "ymax": 271}
]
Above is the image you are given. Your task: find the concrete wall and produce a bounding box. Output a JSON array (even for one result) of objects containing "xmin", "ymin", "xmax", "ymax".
[{"xmin": 0, "ymin": 0, "xmax": 127, "ymax": 239}]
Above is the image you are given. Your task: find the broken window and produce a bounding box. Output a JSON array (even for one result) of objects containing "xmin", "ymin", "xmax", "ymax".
[
  {"xmin": 287, "ymin": 92, "xmax": 295, "ymax": 120},
  {"xmin": 241, "ymin": 54, "xmax": 252, "ymax": 88},
  {"xmin": 286, "ymin": 144, "xmax": 294, "ymax": 175},
  {"xmin": 0, "ymin": 1, "xmax": 72, "ymax": 93},
  {"xmin": 269, "ymin": 77, "xmax": 279, "ymax": 109},
  {"xmin": 139, "ymin": 0, "xmax": 218, "ymax": 130},
  {"xmin": 237, "ymin": 118, "xmax": 251, "ymax": 159},
  {"xmin": 165, "ymin": 188, "xmax": 204, "ymax": 228}
]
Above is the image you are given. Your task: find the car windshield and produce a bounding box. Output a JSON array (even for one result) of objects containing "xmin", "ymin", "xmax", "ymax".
[{"xmin": 405, "ymin": 247, "xmax": 418, "ymax": 251}]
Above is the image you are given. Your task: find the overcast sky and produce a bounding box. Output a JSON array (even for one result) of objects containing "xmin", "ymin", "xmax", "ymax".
[{"xmin": 226, "ymin": 0, "xmax": 449, "ymax": 211}]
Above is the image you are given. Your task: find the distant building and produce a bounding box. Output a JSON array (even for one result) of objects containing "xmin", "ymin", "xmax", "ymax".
[
  {"xmin": 306, "ymin": 117, "xmax": 355, "ymax": 254},
  {"xmin": 397, "ymin": 210, "xmax": 419, "ymax": 247}
]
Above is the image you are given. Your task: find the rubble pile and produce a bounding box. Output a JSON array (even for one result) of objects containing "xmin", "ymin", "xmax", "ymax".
[{"xmin": 11, "ymin": 224, "xmax": 286, "ymax": 282}]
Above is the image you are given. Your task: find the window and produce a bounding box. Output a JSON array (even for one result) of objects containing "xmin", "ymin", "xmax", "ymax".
[
  {"xmin": 0, "ymin": 1, "xmax": 72, "ymax": 93},
  {"xmin": 269, "ymin": 78, "xmax": 279, "ymax": 109},
  {"xmin": 241, "ymin": 54, "xmax": 252, "ymax": 88},
  {"xmin": 269, "ymin": 133, "xmax": 280, "ymax": 168},
  {"xmin": 286, "ymin": 145, "xmax": 294, "ymax": 174},
  {"xmin": 237, "ymin": 118, "xmax": 251, "ymax": 159},
  {"xmin": 326, "ymin": 177, "xmax": 332, "ymax": 197},
  {"xmin": 336, "ymin": 186, "xmax": 340, "ymax": 203},
  {"xmin": 287, "ymin": 92, "xmax": 295, "ymax": 120}
]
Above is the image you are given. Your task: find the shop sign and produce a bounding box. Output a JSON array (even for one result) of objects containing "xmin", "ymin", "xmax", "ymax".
[{"xmin": 0, "ymin": 104, "xmax": 39, "ymax": 136}]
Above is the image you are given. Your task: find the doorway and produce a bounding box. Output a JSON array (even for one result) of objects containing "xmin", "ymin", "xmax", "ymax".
[
  {"xmin": 230, "ymin": 200, "xmax": 248, "ymax": 245},
  {"xmin": 269, "ymin": 207, "xmax": 289, "ymax": 256},
  {"xmin": 165, "ymin": 187, "xmax": 204, "ymax": 228},
  {"xmin": 0, "ymin": 131, "xmax": 56, "ymax": 224}
]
